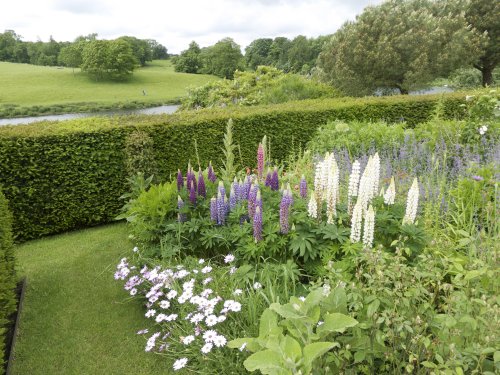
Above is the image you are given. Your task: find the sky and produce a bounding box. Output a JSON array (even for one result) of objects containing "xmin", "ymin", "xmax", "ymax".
[{"xmin": 1, "ymin": 0, "xmax": 382, "ymax": 54}]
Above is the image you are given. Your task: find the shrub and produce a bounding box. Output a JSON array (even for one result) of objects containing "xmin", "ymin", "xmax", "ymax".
[
  {"xmin": 124, "ymin": 130, "xmax": 158, "ymax": 179},
  {"xmin": 0, "ymin": 93, "xmax": 469, "ymax": 240},
  {"xmin": 0, "ymin": 190, "xmax": 15, "ymax": 374}
]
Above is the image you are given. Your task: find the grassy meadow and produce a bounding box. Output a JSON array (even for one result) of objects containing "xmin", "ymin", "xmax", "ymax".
[
  {"xmin": 10, "ymin": 223, "xmax": 171, "ymax": 375},
  {"xmin": 0, "ymin": 60, "xmax": 217, "ymax": 117}
]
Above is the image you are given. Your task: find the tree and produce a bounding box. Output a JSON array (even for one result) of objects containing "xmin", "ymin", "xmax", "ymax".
[
  {"xmin": 58, "ymin": 43, "xmax": 83, "ymax": 73},
  {"xmin": 465, "ymin": 0, "xmax": 500, "ymax": 86},
  {"xmin": 0, "ymin": 30, "xmax": 22, "ymax": 62},
  {"xmin": 200, "ymin": 38, "xmax": 244, "ymax": 79},
  {"xmin": 245, "ymin": 38, "xmax": 273, "ymax": 70},
  {"xmin": 268, "ymin": 37, "xmax": 292, "ymax": 71},
  {"xmin": 318, "ymin": 0, "xmax": 482, "ymax": 95},
  {"xmin": 147, "ymin": 39, "xmax": 168, "ymax": 60},
  {"xmin": 117, "ymin": 36, "xmax": 152, "ymax": 66},
  {"xmin": 81, "ymin": 39, "xmax": 137, "ymax": 81},
  {"xmin": 173, "ymin": 41, "xmax": 203, "ymax": 73}
]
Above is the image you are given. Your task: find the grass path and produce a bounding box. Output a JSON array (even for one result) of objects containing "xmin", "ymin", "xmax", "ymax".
[
  {"xmin": 10, "ymin": 223, "xmax": 171, "ymax": 375},
  {"xmin": 0, "ymin": 60, "xmax": 215, "ymax": 107}
]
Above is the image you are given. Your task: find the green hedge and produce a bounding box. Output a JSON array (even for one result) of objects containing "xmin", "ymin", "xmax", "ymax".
[
  {"xmin": 0, "ymin": 190, "xmax": 15, "ymax": 374},
  {"xmin": 0, "ymin": 93, "xmax": 467, "ymax": 240}
]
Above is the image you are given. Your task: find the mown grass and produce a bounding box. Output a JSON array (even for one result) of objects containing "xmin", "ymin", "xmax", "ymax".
[
  {"xmin": 10, "ymin": 223, "xmax": 171, "ymax": 375},
  {"xmin": 0, "ymin": 60, "xmax": 217, "ymax": 117}
]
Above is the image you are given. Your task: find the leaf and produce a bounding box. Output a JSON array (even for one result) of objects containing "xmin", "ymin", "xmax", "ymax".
[
  {"xmin": 303, "ymin": 342, "xmax": 337, "ymax": 366},
  {"xmin": 281, "ymin": 336, "xmax": 302, "ymax": 363},
  {"xmin": 323, "ymin": 286, "xmax": 347, "ymax": 314},
  {"xmin": 244, "ymin": 350, "xmax": 288, "ymax": 374},
  {"xmin": 228, "ymin": 338, "xmax": 261, "ymax": 352},
  {"xmin": 421, "ymin": 361, "xmax": 438, "ymax": 369},
  {"xmin": 259, "ymin": 309, "xmax": 278, "ymax": 338},
  {"xmin": 366, "ymin": 299, "xmax": 380, "ymax": 318},
  {"xmin": 318, "ymin": 313, "xmax": 358, "ymax": 335},
  {"xmin": 270, "ymin": 303, "xmax": 304, "ymax": 320}
]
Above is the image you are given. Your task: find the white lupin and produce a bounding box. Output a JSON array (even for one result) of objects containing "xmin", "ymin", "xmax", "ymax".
[
  {"xmin": 350, "ymin": 200, "xmax": 363, "ymax": 243},
  {"xmin": 403, "ymin": 178, "xmax": 419, "ymax": 224},
  {"xmin": 308, "ymin": 191, "xmax": 318, "ymax": 219},
  {"xmin": 384, "ymin": 176, "xmax": 396, "ymax": 205},
  {"xmin": 326, "ymin": 157, "xmax": 339, "ymax": 220},
  {"xmin": 347, "ymin": 160, "xmax": 361, "ymax": 215},
  {"xmin": 372, "ymin": 153, "xmax": 380, "ymax": 197},
  {"xmin": 357, "ymin": 156, "xmax": 373, "ymax": 211},
  {"xmin": 363, "ymin": 205, "xmax": 375, "ymax": 248}
]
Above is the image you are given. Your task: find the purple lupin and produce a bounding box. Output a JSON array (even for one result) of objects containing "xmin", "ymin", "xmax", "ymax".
[
  {"xmin": 248, "ymin": 183, "xmax": 258, "ymax": 221},
  {"xmin": 189, "ymin": 180, "xmax": 197, "ymax": 205},
  {"xmin": 208, "ymin": 161, "xmax": 216, "ymax": 183},
  {"xmin": 242, "ymin": 176, "xmax": 252, "ymax": 200},
  {"xmin": 230, "ymin": 186, "xmax": 237, "ymax": 210},
  {"xmin": 198, "ymin": 169, "xmax": 206, "ymax": 198},
  {"xmin": 253, "ymin": 206, "xmax": 263, "ymax": 242},
  {"xmin": 218, "ymin": 181, "xmax": 226, "ymax": 198},
  {"xmin": 255, "ymin": 190, "xmax": 262, "ymax": 210},
  {"xmin": 265, "ymin": 169, "xmax": 272, "ymax": 187},
  {"xmin": 217, "ymin": 191, "xmax": 226, "ymax": 225},
  {"xmin": 186, "ymin": 163, "xmax": 193, "ymax": 190},
  {"xmin": 299, "ymin": 175, "xmax": 307, "ymax": 199},
  {"xmin": 257, "ymin": 143, "xmax": 265, "ymax": 181},
  {"xmin": 210, "ymin": 197, "xmax": 217, "ymax": 222},
  {"xmin": 270, "ymin": 167, "xmax": 279, "ymax": 191},
  {"xmin": 177, "ymin": 169, "xmax": 184, "ymax": 191},
  {"xmin": 178, "ymin": 196, "xmax": 186, "ymax": 223},
  {"xmin": 232, "ymin": 177, "xmax": 240, "ymax": 202},
  {"xmin": 279, "ymin": 190, "xmax": 292, "ymax": 234}
]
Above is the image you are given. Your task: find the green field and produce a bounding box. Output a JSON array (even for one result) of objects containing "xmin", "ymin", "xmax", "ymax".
[
  {"xmin": 10, "ymin": 223, "xmax": 171, "ymax": 375},
  {"xmin": 0, "ymin": 60, "xmax": 217, "ymax": 117}
]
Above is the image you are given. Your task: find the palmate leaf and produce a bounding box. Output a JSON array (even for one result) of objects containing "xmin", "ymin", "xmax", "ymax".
[{"xmin": 288, "ymin": 230, "xmax": 318, "ymax": 261}]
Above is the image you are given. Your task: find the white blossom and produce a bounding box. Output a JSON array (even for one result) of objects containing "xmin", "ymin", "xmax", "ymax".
[
  {"xmin": 213, "ymin": 335, "xmax": 227, "ymax": 347},
  {"xmin": 384, "ymin": 176, "xmax": 396, "ymax": 205},
  {"xmin": 173, "ymin": 358, "xmax": 188, "ymax": 371},
  {"xmin": 362, "ymin": 205, "xmax": 375, "ymax": 248},
  {"xmin": 182, "ymin": 335, "xmax": 195, "ymax": 345},
  {"xmin": 307, "ymin": 191, "xmax": 318, "ymax": 219},
  {"xmin": 350, "ymin": 200, "xmax": 363, "ymax": 243},
  {"xmin": 201, "ymin": 342, "xmax": 213, "ymax": 354},
  {"xmin": 403, "ymin": 178, "xmax": 419, "ymax": 225},
  {"xmin": 348, "ymin": 160, "xmax": 361, "ymax": 214}
]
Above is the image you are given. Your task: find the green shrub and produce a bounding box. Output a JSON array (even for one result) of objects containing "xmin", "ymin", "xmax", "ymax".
[
  {"xmin": 0, "ymin": 93, "xmax": 468, "ymax": 240},
  {"xmin": 0, "ymin": 190, "xmax": 15, "ymax": 374},
  {"xmin": 124, "ymin": 131, "xmax": 158, "ymax": 179}
]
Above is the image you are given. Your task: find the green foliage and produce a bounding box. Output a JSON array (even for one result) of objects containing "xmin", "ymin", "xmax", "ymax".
[
  {"xmin": 172, "ymin": 41, "xmax": 203, "ymax": 74},
  {"xmin": 0, "ymin": 190, "xmax": 15, "ymax": 374},
  {"xmin": 124, "ymin": 131, "xmax": 158, "ymax": 179},
  {"xmin": 82, "ymin": 39, "xmax": 138, "ymax": 81},
  {"xmin": 0, "ymin": 92, "xmax": 467, "ymax": 240},
  {"xmin": 181, "ymin": 66, "xmax": 338, "ymax": 110},
  {"xmin": 117, "ymin": 182, "xmax": 177, "ymax": 246},
  {"xmin": 228, "ymin": 287, "xmax": 358, "ymax": 374},
  {"xmin": 219, "ymin": 119, "xmax": 238, "ymax": 181},
  {"xmin": 318, "ymin": 0, "xmax": 482, "ymax": 95},
  {"xmin": 199, "ymin": 38, "xmax": 245, "ymax": 79}
]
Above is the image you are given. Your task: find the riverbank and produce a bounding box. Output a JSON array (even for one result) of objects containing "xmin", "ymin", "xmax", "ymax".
[{"xmin": 0, "ymin": 60, "xmax": 217, "ymax": 118}]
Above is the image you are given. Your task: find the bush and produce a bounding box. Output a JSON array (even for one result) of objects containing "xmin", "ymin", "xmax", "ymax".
[
  {"xmin": 0, "ymin": 190, "xmax": 15, "ymax": 374},
  {"xmin": 0, "ymin": 93, "xmax": 469, "ymax": 240}
]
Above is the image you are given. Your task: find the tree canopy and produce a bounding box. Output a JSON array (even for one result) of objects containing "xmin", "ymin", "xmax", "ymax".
[
  {"xmin": 200, "ymin": 38, "xmax": 245, "ymax": 79},
  {"xmin": 318, "ymin": 0, "xmax": 482, "ymax": 95}
]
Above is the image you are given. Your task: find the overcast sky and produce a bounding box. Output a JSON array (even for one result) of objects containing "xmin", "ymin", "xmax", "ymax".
[{"xmin": 1, "ymin": 0, "xmax": 382, "ymax": 54}]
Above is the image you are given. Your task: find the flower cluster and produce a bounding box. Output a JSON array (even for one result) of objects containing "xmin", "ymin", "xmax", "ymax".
[
  {"xmin": 403, "ymin": 177, "xmax": 419, "ymax": 225},
  {"xmin": 279, "ymin": 187, "xmax": 293, "ymax": 234},
  {"xmin": 116, "ymin": 253, "xmax": 242, "ymax": 372}
]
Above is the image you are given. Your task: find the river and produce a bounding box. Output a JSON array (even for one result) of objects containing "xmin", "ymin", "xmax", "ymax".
[{"xmin": 0, "ymin": 104, "xmax": 180, "ymax": 126}]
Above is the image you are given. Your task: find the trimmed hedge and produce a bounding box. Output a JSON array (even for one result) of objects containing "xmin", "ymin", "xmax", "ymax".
[
  {"xmin": 0, "ymin": 93, "xmax": 467, "ymax": 240},
  {"xmin": 0, "ymin": 190, "xmax": 15, "ymax": 374}
]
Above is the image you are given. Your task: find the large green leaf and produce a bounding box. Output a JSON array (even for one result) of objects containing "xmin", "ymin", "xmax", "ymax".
[
  {"xmin": 259, "ymin": 308, "xmax": 278, "ymax": 338},
  {"xmin": 303, "ymin": 342, "xmax": 338, "ymax": 366},
  {"xmin": 318, "ymin": 313, "xmax": 358, "ymax": 335},
  {"xmin": 281, "ymin": 336, "xmax": 302, "ymax": 364},
  {"xmin": 244, "ymin": 350, "xmax": 290, "ymax": 374},
  {"xmin": 322, "ymin": 286, "xmax": 347, "ymax": 314}
]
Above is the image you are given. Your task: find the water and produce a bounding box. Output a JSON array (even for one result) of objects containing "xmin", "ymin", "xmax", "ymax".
[{"xmin": 0, "ymin": 104, "xmax": 180, "ymax": 126}]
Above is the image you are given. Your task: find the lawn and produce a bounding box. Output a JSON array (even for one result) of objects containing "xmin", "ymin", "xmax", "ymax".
[
  {"xmin": 10, "ymin": 223, "xmax": 171, "ymax": 375},
  {"xmin": 0, "ymin": 60, "xmax": 216, "ymax": 107}
]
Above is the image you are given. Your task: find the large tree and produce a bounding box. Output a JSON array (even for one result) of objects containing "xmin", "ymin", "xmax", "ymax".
[
  {"xmin": 172, "ymin": 41, "xmax": 203, "ymax": 73},
  {"xmin": 318, "ymin": 0, "xmax": 482, "ymax": 95},
  {"xmin": 245, "ymin": 38, "xmax": 273, "ymax": 70},
  {"xmin": 200, "ymin": 38, "xmax": 244, "ymax": 79},
  {"xmin": 465, "ymin": 0, "xmax": 500, "ymax": 86}
]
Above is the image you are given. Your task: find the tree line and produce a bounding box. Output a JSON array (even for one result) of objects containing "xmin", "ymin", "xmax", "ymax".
[
  {"xmin": 0, "ymin": 31, "xmax": 168, "ymax": 80},
  {"xmin": 173, "ymin": 0, "xmax": 497, "ymax": 95}
]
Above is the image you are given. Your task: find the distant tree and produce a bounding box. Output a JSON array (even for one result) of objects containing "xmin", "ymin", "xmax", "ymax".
[
  {"xmin": 81, "ymin": 39, "xmax": 137, "ymax": 81},
  {"xmin": 245, "ymin": 38, "xmax": 273, "ymax": 70},
  {"xmin": 173, "ymin": 41, "xmax": 203, "ymax": 73},
  {"xmin": 117, "ymin": 36, "xmax": 152, "ymax": 66},
  {"xmin": 268, "ymin": 37, "xmax": 292, "ymax": 71},
  {"xmin": 0, "ymin": 30, "xmax": 23, "ymax": 62},
  {"xmin": 287, "ymin": 35, "xmax": 315, "ymax": 73},
  {"xmin": 147, "ymin": 39, "xmax": 168, "ymax": 60},
  {"xmin": 465, "ymin": 0, "xmax": 500, "ymax": 86},
  {"xmin": 200, "ymin": 38, "xmax": 244, "ymax": 79},
  {"xmin": 58, "ymin": 43, "xmax": 83, "ymax": 73},
  {"xmin": 318, "ymin": 0, "xmax": 482, "ymax": 95}
]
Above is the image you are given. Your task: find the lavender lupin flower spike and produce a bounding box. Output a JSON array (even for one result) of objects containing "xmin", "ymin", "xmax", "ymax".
[
  {"xmin": 257, "ymin": 143, "xmax": 265, "ymax": 181},
  {"xmin": 177, "ymin": 195, "xmax": 186, "ymax": 223},
  {"xmin": 189, "ymin": 181, "xmax": 197, "ymax": 205},
  {"xmin": 217, "ymin": 191, "xmax": 226, "ymax": 225},
  {"xmin": 270, "ymin": 167, "xmax": 279, "ymax": 191},
  {"xmin": 265, "ymin": 169, "xmax": 272, "ymax": 187},
  {"xmin": 210, "ymin": 197, "xmax": 217, "ymax": 222},
  {"xmin": 208, "ymin": 161, "xmax": 216, "ymax": 183},
  {"xmin": 198, "ymin": 170, "xmax": 206, "ymax": 198},
  {"xmin": 177, "ymin": 169, "xmax": 184, "ymax": 191},
  {"xmin": 300, "ymin": 175, "xmax": 307, "ymax": 198},
  {"xmin": 279, "ymin": 190, "xmax": 291, "ymax": 234},
  {"xmin": 230, "ymin": 186, "xmax": 237, "ymax": 210},
  {"xmin": 253, "ymin": 206, "xmax": 263, "ymax": 242}
]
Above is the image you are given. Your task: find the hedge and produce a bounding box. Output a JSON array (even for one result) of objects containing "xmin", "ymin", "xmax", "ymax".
[
  {"xmin": 0, "ymin": 190, "xmax": 15, "ymax": 374},
  {"xmin": 0, "ymin": 92, "xmax": 468, "ymax": 240}
]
